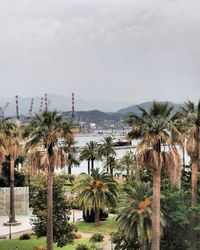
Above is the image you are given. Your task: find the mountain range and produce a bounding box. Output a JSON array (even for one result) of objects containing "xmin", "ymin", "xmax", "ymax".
[
  {"xmin": 0, "ymin": 94, "xmax": 132, "ymax": 116},
  {"xmin": 0, "ymin": 94, "xmax": 182, "ymax": 122}
]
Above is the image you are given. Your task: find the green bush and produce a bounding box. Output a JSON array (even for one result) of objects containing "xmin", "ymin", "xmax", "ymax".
[
  {"xmin": 75, "ymin": 244, "xmax": 90, "ymax": 250},
  {"xmin": 19, "ymin": 233, "xmax": 31, "ymax": 240},
  {"xmin": 90, "ymin": 233, "xmax": 104, "ymax": 243}
]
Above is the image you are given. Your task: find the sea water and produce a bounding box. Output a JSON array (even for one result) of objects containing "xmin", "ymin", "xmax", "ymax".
[{"xmin": 55, "ymin": 130, "xmax": 190, "ymax": 175}]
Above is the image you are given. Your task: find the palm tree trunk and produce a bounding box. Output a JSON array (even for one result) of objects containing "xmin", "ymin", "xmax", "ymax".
[
  {"xmin": 127, "ymin": 167, "xmax": 130, "ymax": 180},
  {"xmin": 190, "ymin": 161, "xmax": 198, "ymax": 250},
  {"xmin": 94, "ymin": 209, "xmax": 100, "ymax": 227},
  {"xmin": 91, "ymin": 158, "xmax": 94, "ymax": 171},
  {"xmin": 141, "ymin": 236, "xmax": 147, "ymax": 250},
  {"xmin": 182, "ymin": 145, "xmax": 185, "ymax": 168},
  {"xmin": 47, "ymin": 167, "xmax": 54, "ymax": 250},
  {"xmin": 151, "ymin": 167, "xmax": 161, "ymax": 250},
  {"xmin": 88, "ymin": 160, "xmax": 90, "ymax": 175},
  {"xmin": 0, "ymin": 164, "xmax": 2, "ymax": 176},
  {"xmin": 110, "ymin": 166, "xmax": 113, "ymax": 176},
  {"xmin": 10, "ymin": 157, "xmax": 16, "ymax": 223},
  {"xmin": 68, "ymin": 165, "xmax": 71, "ymax": 175}
]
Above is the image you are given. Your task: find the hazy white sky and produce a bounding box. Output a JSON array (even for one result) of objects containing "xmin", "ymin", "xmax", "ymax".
[{"xmin": 0, "ymin": 0, "xmax": 200, "ymax": 104}]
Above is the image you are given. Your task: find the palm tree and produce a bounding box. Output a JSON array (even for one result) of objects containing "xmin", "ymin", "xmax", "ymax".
[
  {"xmin": 180, "ymin": 101, "xmax": 200, "ymax": 249},
  {"xmin": 73, "ymin": 168, "xmax": 118, "ymax": 226},
  {"xmin": 0, "ymin": 118, "xmax": 14, "ymax": 176},
  {"xmin": 99, "ymin": 136, "xmax": 116, "ymax": 173},
  {"xmin": 103, "ymin": 155, "xmax": 118, "ymax": 176},
  {"xmin": 116, "ymin": 181, "xmax": 165, "ymax": 250},
  {"xmin": 119, "ymin": 151, "xmax": 138, "ymax": 180},
  {"xmin": 125, "ymin": 102, "xmax": 182, "ymax": 250},
  {"xmin": 7, "ymin": 124, "xmax": 22, "ymax": 223},
  {"xmin": 66, "ymin": 152, "xmax": 80, "ymax": 175},
  {"xmin": 23, "ymin": 111, "xmax": 71, "ymax": 250},
  {"xmin": 64, "ymin": 135, "xmax": 80, "ymax": 175},
  {"xmin": 79, "ymin": 141, "xmax": 101, "ymax": 175}
]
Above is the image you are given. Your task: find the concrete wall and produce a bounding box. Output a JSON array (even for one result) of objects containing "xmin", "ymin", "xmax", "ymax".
[{"xmin": 0, "ymin": 187, "xmax": 29, "ymax": 216}]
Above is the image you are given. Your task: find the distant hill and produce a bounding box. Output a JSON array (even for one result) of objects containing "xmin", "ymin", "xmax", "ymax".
[
  {"xmin": 63, "ymin": 110, "xmax": 122, "ymax": 123},
  {"xmin": 0, "ymin": 94, "xmax": 131, "ymax": 116},
  {"xmin": 117, "ymin": 101, "xmax": 182, "ymax": 115}
]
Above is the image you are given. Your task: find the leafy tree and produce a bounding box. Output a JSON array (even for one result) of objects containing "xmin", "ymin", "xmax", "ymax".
[
  {"xmin": 125, "ymin": 102, "xmax": 182, "ymax": 250},
  {"xmin": 161, "ymin": 188, "xmax": 190, "ymax": 250},
  {"xmin": 73, "ymin": 168, "xmax": 118, "ymax": 226},
  {"xmin": 30, "ymin": 176, "xmax": 75, "ymax": 247},
  {"xmin": 23, "ymin": 111, "xmax": 71, "ymax": 250}
]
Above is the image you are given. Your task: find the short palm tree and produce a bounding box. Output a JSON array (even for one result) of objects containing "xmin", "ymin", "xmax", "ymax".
[
  {"xmin": 119, "ymin": 151, "xmax": 138, "ymax": 180},
  {"xmin": 79, "ymin": 141, "xmax": 102, "ymax": 175},
  {"xmin": 117, "ymin": 181, "xmax": 165, "ymax": 250},
  {"xmin": 103, "ymin": 155, "xmax": 118, "ymax": 176},
  {"xmin": 99, "ymin": 136, "xmax": 116, "ymax": 173},
  {"xmin": 64, "ymin": 135, "xmax": 80, "ymax": 175},
  {"xmin": 73, "ymin": 168, "xmax": 118, "ymax": 226},
  {"xmin": 66, "ymin": 152, "xmax": 80, "ymax": 175},
  {"xmin": 23, "ymin": 111, "xmax": 71, "ymax": 250},
  {"xmin": 125, "ymin": 102, "xmax": 182, "ymax": 250}
]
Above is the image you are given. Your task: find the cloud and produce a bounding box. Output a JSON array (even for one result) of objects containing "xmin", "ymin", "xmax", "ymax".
[{"xmin": 0, "ymin": 0, "xmax": 199, "ymax": 104}]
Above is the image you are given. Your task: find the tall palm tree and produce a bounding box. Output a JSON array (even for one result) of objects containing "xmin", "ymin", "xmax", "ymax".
[
  {"xmin": 79, "ymin": 141, "xmax": 101, "ymax": 175},
  {"xmin": 7, "ymin": 124, "xmax": 22, "ymax": 223},
  {"xmin": 116, "ymin": 181, "xmax": 165, "ymax": 250},
  {"xmin": 23, "ymin": 111, "xmax": 71, "ymax": 250},
  {"xmin": 99, "ymin": 136, "xmax": 116, "ymax": 173},
  {"xmin": 180, "ymin": 101, "xmax": 200, "ymax": 249},
  {"xmin": 125, "ymin": 102, "xmax": 182, "ymax": 250},
  {"xmin": 73, "ymin": 168, "xmax": 118, "ymax": 226}
]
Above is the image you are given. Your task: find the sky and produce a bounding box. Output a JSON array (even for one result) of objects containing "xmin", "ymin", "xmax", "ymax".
[{"xmin": 0, "ymin": 0, "xmax": 200, "ymax": 104}]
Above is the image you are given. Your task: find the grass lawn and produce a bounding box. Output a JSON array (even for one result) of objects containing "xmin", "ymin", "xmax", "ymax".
[
  {"xmin": 0, "ymin": 236, "xmax": 90, "ymax": 250},
  {"xmin": 76, "ymin": 216, "xmax": 117, "ymax": 234}
]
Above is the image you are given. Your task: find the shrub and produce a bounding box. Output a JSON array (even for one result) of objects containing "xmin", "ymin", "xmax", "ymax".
[
  {"xmin": 74, "ymin": 232, "xmax": 82, "ymax": 239},
  {"xmin": 90, "ymin": 233, "xmax": 104, "ymax": 243},
  {"xmin": 19, "ymin": 233, "xmax": 31, "ymax": 240},
  {"xmin": 75, "ymin": 244, "xmax": 90, "ymax": 250}
]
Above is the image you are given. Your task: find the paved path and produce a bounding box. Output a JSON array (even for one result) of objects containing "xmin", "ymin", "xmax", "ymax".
[{"xmin": 80, "ymin": 232, "xmax": 111, "ymax": 250}]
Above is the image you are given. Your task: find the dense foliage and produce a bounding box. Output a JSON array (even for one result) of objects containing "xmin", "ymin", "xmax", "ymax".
[{"xmin": 30, "ymin": 175, "xmax": 75, "ymax": 247}]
